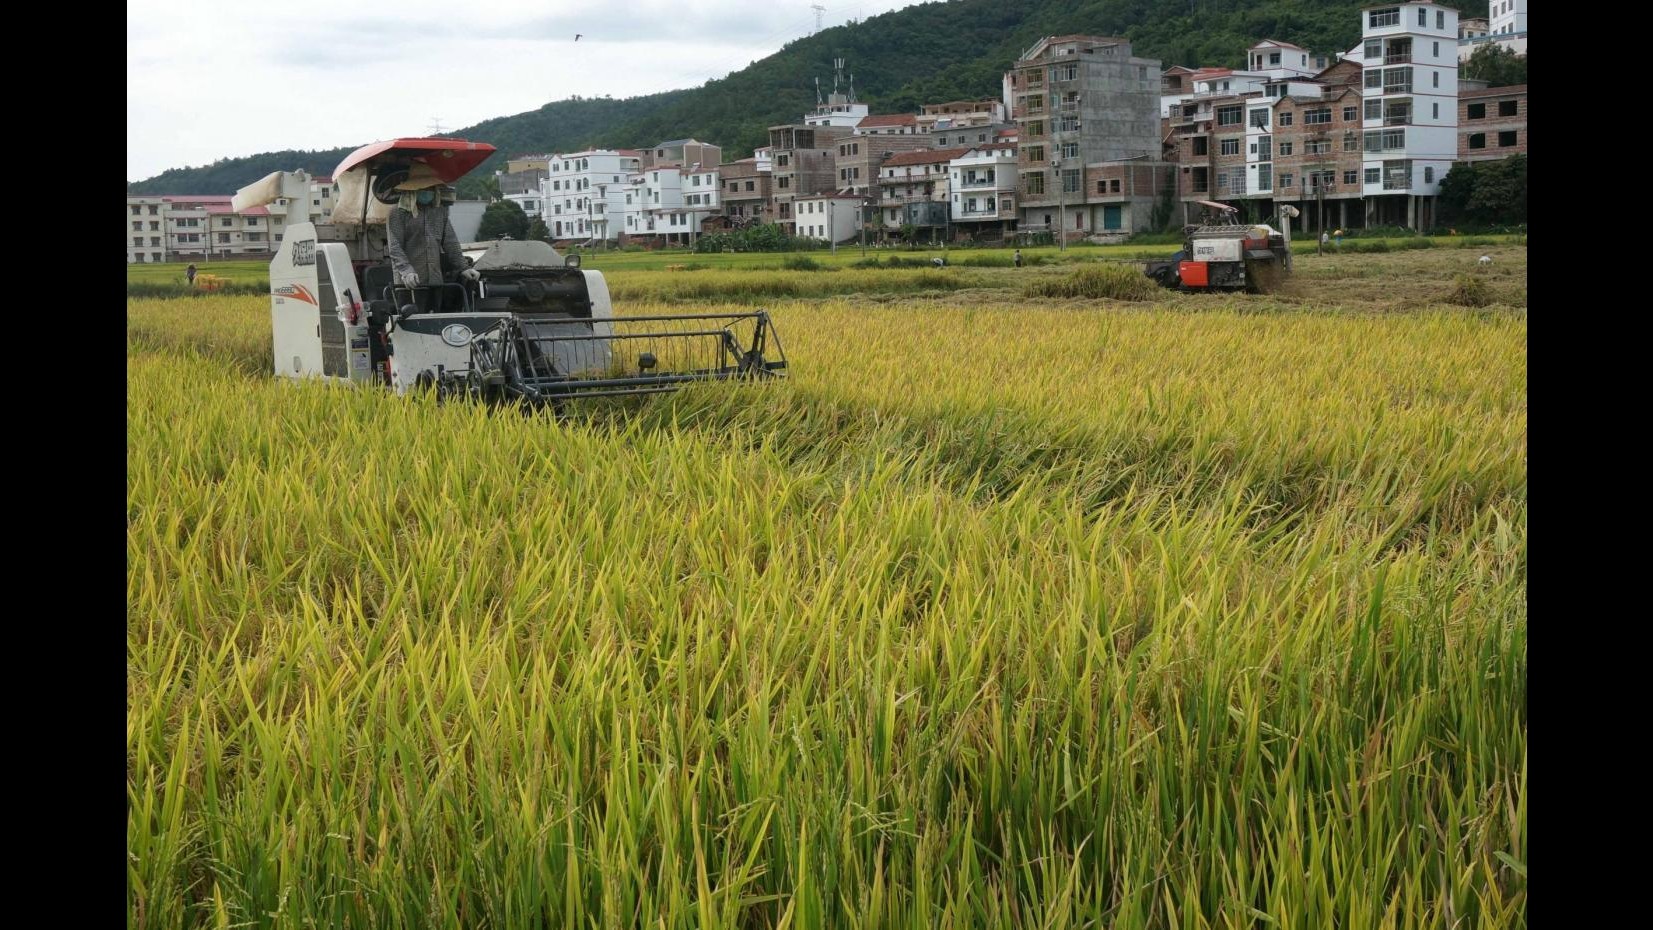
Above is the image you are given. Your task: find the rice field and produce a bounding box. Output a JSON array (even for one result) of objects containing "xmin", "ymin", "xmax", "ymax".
[{"xmin": 127, "ymin": 246, "xmax": 1527, "ymax": 929}]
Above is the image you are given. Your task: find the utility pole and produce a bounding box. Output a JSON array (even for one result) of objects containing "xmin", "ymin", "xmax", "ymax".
[
  {"xmin": 1052, "ymin": 156, "xmax": 1066, "ymax": 251},
  {"xmin": 810, "ymin": 4, "xmax": 825, "ymax": 33}
]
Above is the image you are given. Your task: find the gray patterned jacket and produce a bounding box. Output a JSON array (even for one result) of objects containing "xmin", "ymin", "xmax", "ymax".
[{"xmin": 386, "ymin": 205, "xmax": 464, "ymax": 286}]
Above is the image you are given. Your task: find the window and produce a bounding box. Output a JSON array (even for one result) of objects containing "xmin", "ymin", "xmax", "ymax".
[
  {"xmin": 150, "ymin": 237, "xmax": 161, "ymax": 246},
  {"xmin": 1499, "ymin": 131, "xmax": 1517, "ymax": 147},
  {"xmin": 1499, "ymin": 100, "xmax": 1518, "ymax": 117},
  {"xmin": 1364, "ymin": 70, "xmax": 1382, "ymax": 90},
  {"xmin": 1365, "ymin": 167, "xmax": 1380, "ymax": 184},
  {"xmin": 1026, "ymin": 172, "xmax": 1045, "ymax": 195},
  {"xmin": 1192, "ymin": 137, "xmax": 1208, "ymax": 156},
  {"xmin": 130, "ymin": 206, "xmax": 141, "ymax": 216},
  {"xmin": 1305, "ymin": 108, "xmax": 1332, "ymax": 126},
  {"xmin": 1344, "ymin": 170, "xmax": 1359, "ymax": 185},
  {"xmin": 1306, "ymin": 140, "xmax": 1331, "ymax": 155},
  {"xmin": 1217, "ymin": 105, "xmax": 1243, "ymax": 126},
  {"xmin": 149, "ymin": 205, "xmax": 159, "ymax": 215},
  {"xmin": 1437, "ymin": 11, "xmax": 1444, "ymax": 29},
  {"xmin": 1418, "ymin": 7, "xmax": 1426, "ymax": 25},
  {"xmin": 245, "ymin": 217, "xmax": 258, "ymax": 226},
  {"xmin": 1278, "ymin": 112, "xmax": 1293, "ymax": 127},
  {"xmin": 221, "ymin": 218, "xmax": 233, "ymax": 227},
  {"xmin": 1062, "ymin": 169, "xmax": 1081, "ymax": 194},
  {"xmin": 133, "ymin": 236, "xmax": 143, "ymax": 246},
  {"xmin": 1061, "ymin": 142, "xmax": 1078, "ymax": 159},
  {"xmin": 152, "ymin": 253, "xmax": 162, "ymax": 262},
  {"xmin": 1109, "ymin": 179, "xmax": 1121, "ymax": 193},
  {"xmin": 247, "ymin": 232, "xmax": 263, "ymax": 242},
  {"xmin": 1278, "ymin": 141, "xmax": 1294, "ymax": 156},
  {"xmin": 1269, "ymin": 52, "xmax": 1281, "ymax": 65},
  {"xmin": 1343, "ymin": 106, "xmax": 1358, "ymax": 122},
  {"xmin": 218, "ymin": 233, "xmax": 230, "ymax": 243},
  {"xmin": 1249, "ymin": 109, "xmax": 1269, "ymax": 129},
  {"xmin": 1433, "ymin": 41, "xmax": 1439, "ymax": 57},
  {"xmin": 1369, "ymin": 8, "xmax": 1399, "ymax": 28},
  {"xmin": 1365, "ymin": 99, "xmax": 1382, "ymax": 121},
  {"xmin": 1257, "ymin": 163, "xmax": 1271, "ymax": 189},
  {"xmin": 149, "ymin": 221, "xmax": 160, "ymax": 231},
  {"xmin": 1059, "ymin": 115, "xmax": 1078, "ymax": 133},
  {"xmin": 1432, "ymin": 103, "xmax": 1439, "ymax": 119},
  {"xmin": 1220, "ymin": 138, "xmax": 1240, "ymax": 156},
  {"xmin": 1279, "ymin": 173, "xmax": 1293, "ymax": 189},
  {"xmin": 1365, "ymin": 40, "xmax": 1382, "ymax": 59},
  {"xmin": 1423, "ymin": 167, "xmax": 1433, "ymax": 183},
  {"xmin": 1025, "ymin": 145, "xmax": 1045, "ymax": 162},
  {"xmin": 1344, "ymin": 131, "xmax": 1359, "ymax": 152},
  {"xmin": 1364, "ymin": 129, "xmax": 1405, "ymax": 151},
  {"xmin": 1432, "ymin": 71, "xmax": 1439, "ymax": 89},
  {"xmin": 1257, "ymin": 136, "xmax": 1271, "ymax": 160},
  {"xmin": 746, "ymin": 181, "xmax": 755, "ymax": 191}
]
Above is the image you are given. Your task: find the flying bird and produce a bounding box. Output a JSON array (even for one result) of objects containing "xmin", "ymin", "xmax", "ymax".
[
  {"xmin": 575, "ymin": 34, "xmax": 583, "ymax": 41},
  {"xmin": 1478, "ymin": 255, "xmax": 1492, "ymax": 266}
]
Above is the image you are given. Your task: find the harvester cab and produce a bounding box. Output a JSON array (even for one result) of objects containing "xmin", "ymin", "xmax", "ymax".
[
  {"xmin": 1143, "ymin": 200, "xmax": 1292, "ymax": 294},
  {"xmin": 233, "ymin": 137, "xmax": 785, "ymax": 409}
]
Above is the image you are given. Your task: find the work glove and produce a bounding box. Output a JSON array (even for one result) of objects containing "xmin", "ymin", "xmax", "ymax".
[
  {"xmin": 398, "ymin": 271, "xmax": 420, "ymax": 289},
  {"xmin": 460, "ymin": 268, "xmax": 481, "ymax": 284}
]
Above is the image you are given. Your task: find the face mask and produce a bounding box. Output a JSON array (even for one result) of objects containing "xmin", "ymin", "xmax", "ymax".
[{"xmin": 416, "ymin": 190, "xmax": 435, "ymax": 206}]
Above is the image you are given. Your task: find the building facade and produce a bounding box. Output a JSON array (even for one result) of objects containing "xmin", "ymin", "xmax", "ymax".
[
  {"xmin": 1360, "ymin": 1, "xmax": 1459, "ymax": 227},
  {"xmin": 948, "ymin": 144, "xmax": 1019, "ymax": 236},
  {"xmin": 767, "ymin": 124, "xmax": 851, "ymax": 232},
  {"xmin": 1458, "ymin": 84, "xmax": 1525, "ymax": 161},
  {"xmin": 1007, "ymin": 34, "xmax": 1162, "ymax": 239},
  {"xmin": 718, "ymin": 157, "xmax": 772, "ymax": 225}
]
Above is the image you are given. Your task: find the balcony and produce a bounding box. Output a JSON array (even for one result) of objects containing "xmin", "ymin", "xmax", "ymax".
[
  {"xmin": 957, "ymin": 176, "xmax": 999, "ymax": 190},
  {"xmin": 1382, "ymin": 176, "xmax": 1412, "ymax": 191}
]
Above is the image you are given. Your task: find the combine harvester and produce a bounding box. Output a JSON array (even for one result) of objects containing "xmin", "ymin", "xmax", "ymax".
[
  {"xmin": 1142, "ymin": 201, "xmax": 1298, "ymax": 294},
  {"xmin": 232, "ymin": 137, "xmax": 786, "ymax": 409}
]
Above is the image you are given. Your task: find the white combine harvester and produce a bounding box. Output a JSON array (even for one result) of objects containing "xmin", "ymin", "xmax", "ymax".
[{"xmin": 233, "ymin": 137, "xmax": 785, "ymax": 409}]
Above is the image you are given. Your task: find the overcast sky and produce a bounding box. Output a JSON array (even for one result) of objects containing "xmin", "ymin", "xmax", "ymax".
[{"xmin": 127, "ymin": 0, "xmax": 927, "ymax": 181}]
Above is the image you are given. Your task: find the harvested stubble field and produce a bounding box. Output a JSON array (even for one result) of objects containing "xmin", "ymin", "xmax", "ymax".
[{"xmin": 128, "ymin": 245, "xmax": 1527, "ymax": 929}]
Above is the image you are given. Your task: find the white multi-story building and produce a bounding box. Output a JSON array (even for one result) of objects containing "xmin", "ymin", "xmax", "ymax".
[
  {"xmin": 1360, "ymin": 0, "xmax": 1458, "ymax": 227},
  {"xmin": 948, "ymin": 144, "xmax": 1018, "ymax": 233},
  {"xmin": 541, "ymin": 149, "xmax": 644, "ymax": 242},
  {"xmin": 794, "ymin": 192, "xmax": 864, "ymax": 243}
]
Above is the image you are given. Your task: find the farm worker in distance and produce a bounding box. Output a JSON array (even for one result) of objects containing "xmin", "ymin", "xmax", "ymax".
[
  {"xmin": 185, "ymin": 263, "xmax": 197, "ymax": 286},
  {"xmin": 387, "ymin": 181, "xmax": 480, "ymax": 314},
  {"xmin": 1013, "ymin": 249, "xmax": 1023, "ymax": 268},
  {"xmin": 1334, "ymin": 228, "xmax": 1344, "ymax": 249},
  {"xmin": 1319, "ymin": 230, "xmax": 1329, "ymax": 255}
]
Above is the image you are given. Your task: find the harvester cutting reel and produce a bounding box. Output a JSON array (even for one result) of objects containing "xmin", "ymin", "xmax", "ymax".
[{"xmin": 434, "ymin": 310, "xmax": 788, "ymax": 412}]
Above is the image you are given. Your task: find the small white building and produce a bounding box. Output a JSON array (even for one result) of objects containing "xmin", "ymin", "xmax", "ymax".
[
  {"xmin": 1245, "ymin": 40, "xmax": 1326, "ymax": 80},
  {"xmin": 794, "ymin": 191, "xmax": 864, "ymax": 243}
]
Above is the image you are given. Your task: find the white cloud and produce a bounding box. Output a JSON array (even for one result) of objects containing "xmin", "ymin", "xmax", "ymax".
[{"xmin": 127, "ymin": 0, "xmax": 924, "ymax": 180}]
